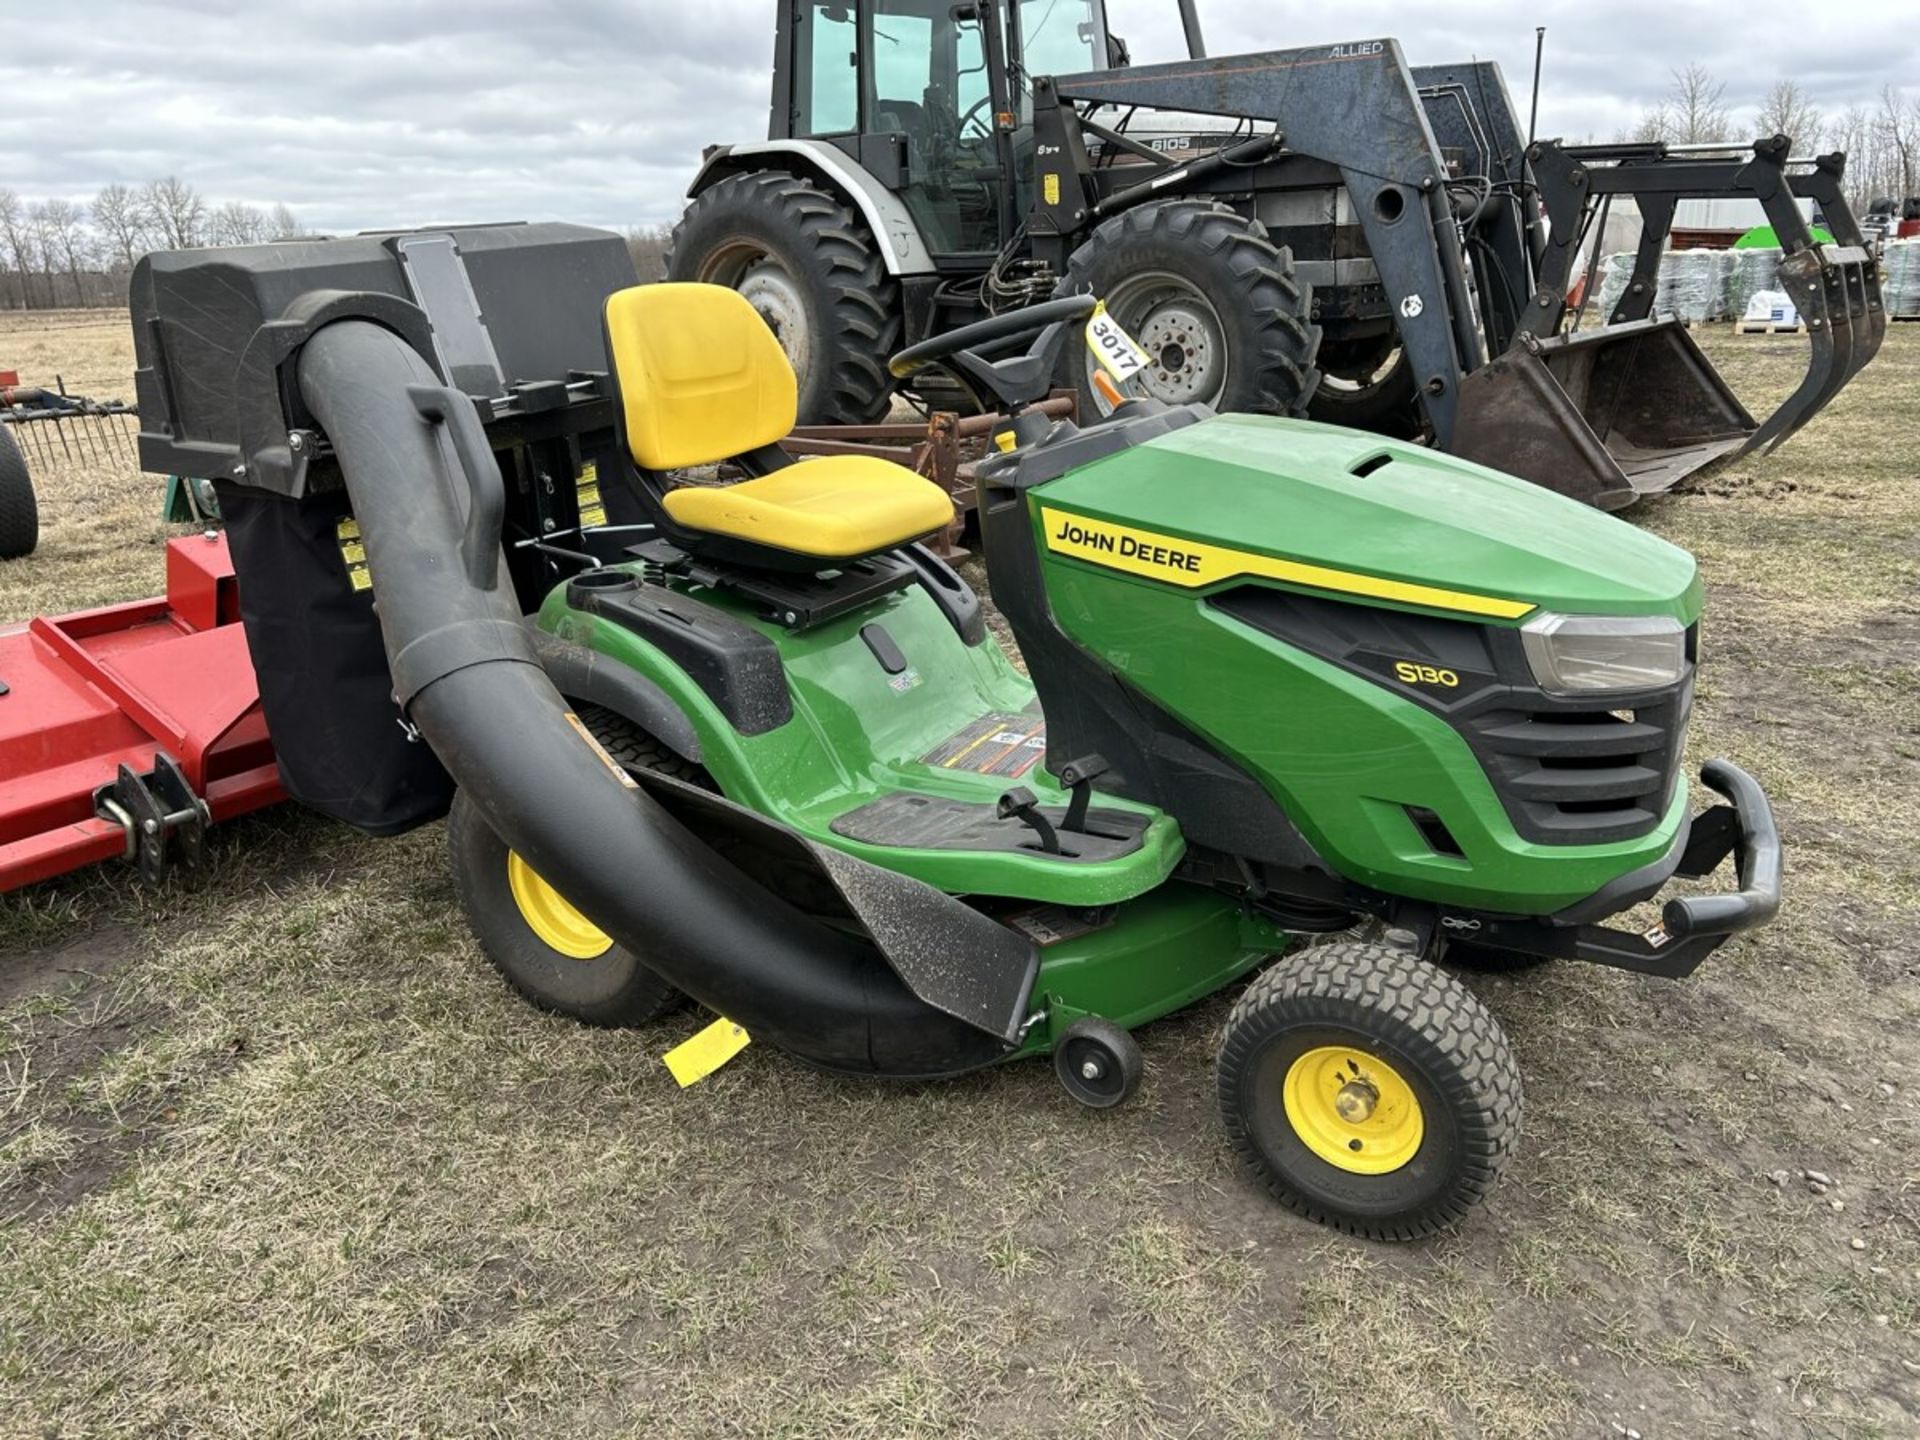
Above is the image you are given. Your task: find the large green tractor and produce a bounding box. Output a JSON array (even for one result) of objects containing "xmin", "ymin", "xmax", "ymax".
[{"xmin": 131, "ymin": 226, "xmax": 1778, "ymax": 1238}]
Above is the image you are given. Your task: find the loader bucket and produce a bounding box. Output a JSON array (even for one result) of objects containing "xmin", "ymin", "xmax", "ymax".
[
  {"xmin": 1453, "ymin": 320, "xmax": 1754, "ymax": 512},
  {"xmin": 1453, "ymin": 244, "xmax": 1885, "ymax": 511}
]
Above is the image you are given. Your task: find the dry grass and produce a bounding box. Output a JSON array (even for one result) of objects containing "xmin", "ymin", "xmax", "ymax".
[{"xmin": 2, "ymin": 309, "xmax": 1918, "ymax": 1438}]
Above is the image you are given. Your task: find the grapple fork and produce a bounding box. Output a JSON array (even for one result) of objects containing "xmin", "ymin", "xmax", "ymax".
[{"xmin": 1452, "ymin": 137, "xmax": 1886, "ymax": 508}]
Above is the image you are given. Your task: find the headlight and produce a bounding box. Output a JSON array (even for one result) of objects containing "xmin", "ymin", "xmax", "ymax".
[{"xmin": 1520, "ymin": 613, "xmax": 1687, "ymax": 695}]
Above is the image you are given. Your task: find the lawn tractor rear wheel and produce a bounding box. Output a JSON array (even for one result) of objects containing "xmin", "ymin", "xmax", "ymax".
[
  {"xmin": 447, "ymin": 709, "xmax": 701, "ymax": 1027},
  {"xmin": 1217, "ymin": 941, "xmax": 1523, "ymax": 1239},
  {"xmin": 667, "ymin": 170, "xmax": 901, "ymax": 426},
  {"xmin": 1305, "ymin": 334, "xmax": 1421, "ymax": 438},
  {"xmin": 0, "ymin": 423, "xmax": 38, "ymax": 560},
  {"xmin": 1058, "ymin": 200, "xmax": 1321, "ymax": 420}
]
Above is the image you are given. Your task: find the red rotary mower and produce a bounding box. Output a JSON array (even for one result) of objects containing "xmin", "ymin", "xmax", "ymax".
[{"xmin": 0, "ymin": 532, "xmax": 283, "ymax": 892}]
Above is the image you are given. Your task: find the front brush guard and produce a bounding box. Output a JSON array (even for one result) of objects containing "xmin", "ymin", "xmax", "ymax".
[{"xmin": 1453, "ymin": 760, "xmax": 1781, "ymax": 979}]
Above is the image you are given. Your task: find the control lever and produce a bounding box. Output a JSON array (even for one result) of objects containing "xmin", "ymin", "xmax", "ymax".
[
  {"xmin": 1056, "ymin": 754, "xmax": 1109, "ymax": 835},
  {"xmin": 996, "ymin": 786, "xmax": 1061, "ymax": 855}
]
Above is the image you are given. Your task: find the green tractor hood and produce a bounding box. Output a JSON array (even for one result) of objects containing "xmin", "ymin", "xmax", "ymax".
[{"xmin": 1036, "ymin": 415, "xmax": 1702, "ymax": 625}]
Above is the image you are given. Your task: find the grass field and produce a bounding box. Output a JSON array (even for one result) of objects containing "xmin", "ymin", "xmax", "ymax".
[{"xmin": 2, "ymin": 309, "xmax": 1916, "ymax": 1438}]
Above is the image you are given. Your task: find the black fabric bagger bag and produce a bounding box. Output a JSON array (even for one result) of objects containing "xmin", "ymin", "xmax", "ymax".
[{"xmin": 215, "ymin": 480, "xmax": 454, "ymax": 835}]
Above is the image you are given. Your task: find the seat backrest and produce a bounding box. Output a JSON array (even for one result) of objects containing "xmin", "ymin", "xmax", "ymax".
[{"xmin": 603, "ymin": 283, "xmax": 797, "ymax": 471}]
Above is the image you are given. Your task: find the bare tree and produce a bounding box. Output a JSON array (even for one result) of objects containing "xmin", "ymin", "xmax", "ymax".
[
  {"xmin": 267, "ymin": 203, "xmax": 307, "ymax": 240},
  {"xmin": 625, "ymin": 224, "xmax": 674, "ymax": 281},
  {"xmin": 93, "ymin": 182, "xmax": 150, "ymax": 268},
  {"xmin": 1826, "ymin": 105, "xmax": 1877, "ymax": 210},
  {"xmin": 212, "ymin": 201, "xmax": 268, "ymax": 246},
  {"xmin": 33, "ymin": 200, "xmax": 91, "ymax": 305},
  {"xmin": 1669, "ymin": 64, "xmax": 1732, "ymax": 144},
  {"xmin": 0, "ymin": 188, "xmax": 40, "ymax": 308},
  {"xmin": 1629, "ymin": 102, "xmax": 1675, "ymax": 144},
  {"xmin": 27, "ymin": 204, "xmax": 64, "ymax": 306},
  {"xmin": 1756, "ymin": 80, "xmax": 1821, "ymax": 148},
  {"xmin": 1878, "ymin": 85, "xmax": 1918, "ymax": 199},
  {"xmin": 141, "ymin": 175, "xmax": 206, "ymax": 250}
]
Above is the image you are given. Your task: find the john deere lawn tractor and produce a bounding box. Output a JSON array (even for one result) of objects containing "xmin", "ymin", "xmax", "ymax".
[
  {"xmin": 669, "ymin": 0, "xmax": 1883, "ymax": 509},
  {"xmin": 129, "ymin": 224, "xmax": 1778, "ymax": 1238}
]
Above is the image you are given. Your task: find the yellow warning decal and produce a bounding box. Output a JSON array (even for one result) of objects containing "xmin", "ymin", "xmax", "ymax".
[
  {"xmin": 336, "ymin": 517, "xmax": 372, "ymax": 593},
  {"xmin": 1043, "ymin": 172, "xmax": 1062, "ymax": 205},
  {"xmin": 1037, "ymin": 507, "xmax": 1534, "ymax": 620},
  {"xmin": 664, "ymin": 1018, "xmax": 751, "ymax": 1086},
  {"xmin": 577, "ymin": 461, "xmax": 606, "ymax": 530}
]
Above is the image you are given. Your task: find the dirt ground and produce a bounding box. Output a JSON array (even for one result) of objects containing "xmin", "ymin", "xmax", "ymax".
[{"xmin": 1, "ymin": 309, "xmax": 1916, "ymax": 1438}]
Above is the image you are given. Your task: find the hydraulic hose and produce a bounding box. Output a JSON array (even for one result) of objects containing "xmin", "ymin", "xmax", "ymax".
[{"xmin": 295, "ymin": 319, "xmax": 1005, "ymax": 1078}]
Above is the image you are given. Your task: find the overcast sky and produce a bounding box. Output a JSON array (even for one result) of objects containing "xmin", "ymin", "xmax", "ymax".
[{"xmin": 4, "ymin": 1, "xmax": 1915, "ymax": 234}]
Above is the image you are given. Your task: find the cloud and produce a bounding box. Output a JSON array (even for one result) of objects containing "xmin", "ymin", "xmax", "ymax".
[{"xmin": 3, "ymin": 0, "xmax": 1913, "ymax": 233}]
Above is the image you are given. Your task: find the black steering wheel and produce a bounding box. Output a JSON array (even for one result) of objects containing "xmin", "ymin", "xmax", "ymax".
[
  {"xmin": 956, "ymin": 93, "xmax": 995, "ymax": 142},
  {"xmin": 888, "ymin": 295, "xmax": 1096, "ymax": 413}
]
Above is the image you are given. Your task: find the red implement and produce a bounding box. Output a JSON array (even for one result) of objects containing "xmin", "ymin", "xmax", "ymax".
[{"xmin": 1, "ymin": 534, "xmax": 283, "ymax": 892}]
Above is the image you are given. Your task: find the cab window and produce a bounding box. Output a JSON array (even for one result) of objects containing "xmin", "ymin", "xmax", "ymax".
[{"xmin": 798, "ymin": 2, "xmax": 858, "ymax": 135}]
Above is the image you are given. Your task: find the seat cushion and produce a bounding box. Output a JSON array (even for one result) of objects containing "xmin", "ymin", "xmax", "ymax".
[{"xmin": 662, "ymin": 456, "xmax": 954, "ymax": 559}]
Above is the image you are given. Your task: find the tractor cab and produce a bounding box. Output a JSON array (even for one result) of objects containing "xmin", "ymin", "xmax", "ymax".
[{"xmin": 778, "ymin": 0, "xmax": 1118, "ymax": 258}]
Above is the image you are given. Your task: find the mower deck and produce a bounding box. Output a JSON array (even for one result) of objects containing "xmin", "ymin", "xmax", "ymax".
[{"xmin": 0, "ymin": 534, "xmax": 283, "ymax": 892}]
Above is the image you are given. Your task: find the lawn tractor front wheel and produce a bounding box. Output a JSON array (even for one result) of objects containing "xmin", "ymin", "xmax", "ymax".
[
  {"xmin": 0, "ymin": 423, "xmax": 38, "ymax": 560},
  {"xmin": 1217, "ymin": 941, "xmax": 1523, "ymax": 1239},
  {"xmin": 447, "ymin": 711, "xmax": 698, "ymax": 1027}
]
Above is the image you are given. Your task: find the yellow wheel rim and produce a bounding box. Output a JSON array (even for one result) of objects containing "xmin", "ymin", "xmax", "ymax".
[
  {"xmin": 1282, "ymin": 1044, "xmax": 1425, "ymax": 1175},
  {"xmin": 506, "ymin": 852, "xmax": 613, "ymax": 960}
]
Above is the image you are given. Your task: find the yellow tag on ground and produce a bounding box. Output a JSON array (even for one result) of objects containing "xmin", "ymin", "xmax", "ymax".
[{"xmin": 663, "ymin": 1019, "xmax": 751, "ymax": 1087}]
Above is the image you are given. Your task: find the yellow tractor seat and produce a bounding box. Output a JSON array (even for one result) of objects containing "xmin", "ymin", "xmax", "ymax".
[
  {"xmin": 604, "ymin": 283, "xmax": 952, "ymax": 567},
  {"xmin": 664, "ymin": 458, "xmax": 954, "ymax": 560}
]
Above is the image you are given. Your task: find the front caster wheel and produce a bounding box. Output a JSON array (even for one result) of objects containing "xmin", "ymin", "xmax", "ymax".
[
  {"xmin": 1217, "ymin": 941, "xmax": 1523, "ymax": 1239},
  {"xmin": 1054, "ymin": 1017, "xmax": 1144, "ymax": 1109}
]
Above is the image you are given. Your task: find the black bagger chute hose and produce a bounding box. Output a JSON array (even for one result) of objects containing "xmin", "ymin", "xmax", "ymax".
[{"xmin": 295, "ymin": 320, "xmax": 1008, "ymax": 1078}]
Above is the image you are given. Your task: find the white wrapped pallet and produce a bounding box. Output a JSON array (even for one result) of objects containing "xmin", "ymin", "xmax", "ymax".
[
  {"xmin": 1741, "ymin": 289, "xmax": 1800, "ymax": 327},
  {"xmin": 1883, "ymin": 239, "xmax": 1920, "ymax": 318},
  {"xmin": 1654, "ymin": 249, "xmax": 1732, "ymax": 323},
  {"xmin": 1594, "ymin": 252, "xmax": 1636, "ymax": 318},
  {"xmin": 1726, "ymin": 248, "xmax": 1781, "ymax": 322}
]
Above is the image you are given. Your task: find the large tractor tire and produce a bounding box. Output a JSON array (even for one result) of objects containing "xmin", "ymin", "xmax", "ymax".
[
  {"xmin": 667, "ymin": 171, "xmax": 901, "ymax": 426},
  {"xmin": 1306, "ymin": 333, "xmax": 1422, "ymax": 438},
  {"xmin": 1057, "ymin": 200, "xmax": 1321, "ymax": 421},
  {"xmin": 0, "ymin": 424, "xmax": 38, "ymax": 560}
]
